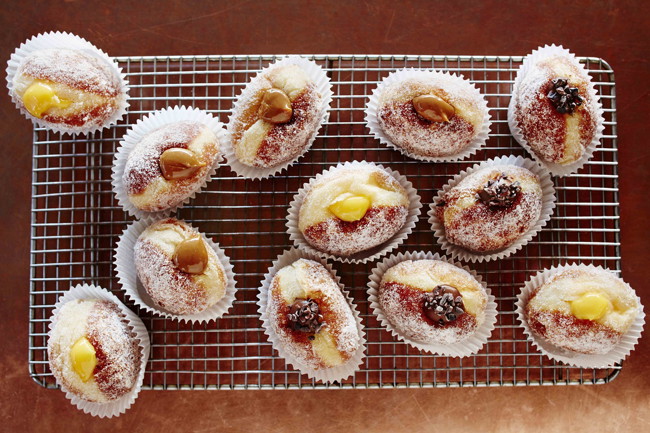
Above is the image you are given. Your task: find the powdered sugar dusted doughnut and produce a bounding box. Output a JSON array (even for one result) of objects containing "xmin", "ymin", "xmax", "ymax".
[
  {"xmin": 229, "ymin": 62, "xmax": 324, "ymax": 168},
  {"xmin": 378, "ymin": 259, "xmax": 488, "ymax": 345},
  {"xmin": 123, "ymin": 121, "xmax": 220, "ymax": 212},
  {"xmin": 375, "ymin": 70, "xmax": 488, "ymax": 159},
  {"xmin": 266, "ymin": 258, "xmax": 361, "ymax": 370},
  {"xmin": 11, "ymin": 48, "xmax": 126, "ymax": 132},
  {"xmin": 298, "ymin": 164, "xmax": 409, "ymax": 257},
  {"xmin": 47, "ymin": 299, "xmax": 140, "ymax": 403},
  {"xmin": 525, "ymin": 267, "xmax": 641, "ymax": 355},
  {"xmin": 434, "ymin": 164, "xmax": 543, "ymax": 253},
  {"xmin": 134, "ymin": 218, "xmax": 227, "ymax": 315},
  {"xmin": 511, "ymin": 47, "xmax": 601, "ymax": 165}
]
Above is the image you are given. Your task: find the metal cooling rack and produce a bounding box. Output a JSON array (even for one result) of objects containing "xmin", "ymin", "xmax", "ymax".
[{"xmin": 28, "ymin": 54, "xmax": 620, "ymax": 389}]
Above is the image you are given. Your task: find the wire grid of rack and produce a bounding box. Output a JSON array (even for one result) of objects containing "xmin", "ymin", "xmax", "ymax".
[{"xmin": 28, "ymin": 54, "xmax": 620, "ymax": 389}]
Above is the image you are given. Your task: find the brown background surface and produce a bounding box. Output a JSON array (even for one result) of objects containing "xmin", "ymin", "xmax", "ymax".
[{"xmin": 1, "ymin": 1, "xmax": 648, "ymax": 432}]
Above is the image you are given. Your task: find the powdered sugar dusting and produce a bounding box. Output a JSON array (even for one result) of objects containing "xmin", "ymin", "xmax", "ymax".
[
  {"xmin": 255, "ymin": 87, "xmax": 322, "ymax": 167},
  {"xmin": 526, "ymin": 309, "xmax": 620, "ymax": 355},
  {"xmin": 87, "ymin": 301, "xmax": 141, "ymax": 400},
  {"xmin": 304, "ymin": 206, "xmax": 408, "ymax": 257},
  {"xmin": 436, "ymin": 165, "xmax": 543, "ymax": 253},
  {"xmin": 48, "ymin": 299, "xmax": 140, "ymax": 403},
  {"xmin": 134, "ymin": 240, "xmax": 207, "ymax": 314},
  {"xmin": 380, "ymin": 282, "xmax": 478, "ymax": 345},
  {"xmin": 299, "ymin": 166, "xmax": 410, "ymax": 257},
  {"xmin": 267, "ymin": 259, "xmax": 361, "ymax": 370},
  {"xmin": 18, "ymin": 48, "xmax": 120, "ymax": 96}
]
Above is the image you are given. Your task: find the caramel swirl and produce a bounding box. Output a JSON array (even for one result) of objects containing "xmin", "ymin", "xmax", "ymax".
[
  {"xmin": 172, "ymin": 235, "xmax": 209, "ymax": 274},
  {"xmin": 258, "ymin": 88, "xmax": 293, "ymax": 124},
  {"xmin": 412, "ymin": 94, "xmax": 455, "ymax": 122},
  {"xmin": 159, "ymin": 148, "xmax": 205, "ymax": 180}
]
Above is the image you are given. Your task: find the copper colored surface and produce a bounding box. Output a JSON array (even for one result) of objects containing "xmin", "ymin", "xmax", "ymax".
[{"xmin": 1, "ymin": 1, "xmax": 649, "ymax": 432}]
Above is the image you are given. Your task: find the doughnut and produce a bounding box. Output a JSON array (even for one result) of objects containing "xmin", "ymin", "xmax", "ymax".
[
  {"xmin": 435, "ymin": 164, "xmax": 543, "ymax": 253},
  {"xmin": 266, "ymin": 258, "xmax": 361, "ymax": 370},
  {"xmin": 133, "ymin": 218, "xmax": 226, "ymax": 315},
  {"xmin": 298, "ymin": 164, "xmax": 409, "ymax": 257},
  {"xmin": 378, "ymin": 259, "xmax": 488, "ymax": 345},
  {"xmin": 48, "ymin": 299, "xmax": 140, "ymax": 403},
  {"xmin": 123, "ymin": 121, "xmax": 219, "ymax": 212},
  {"xmin": 229, "ymin": 62, "xmax": 323, "ymax": 168}
]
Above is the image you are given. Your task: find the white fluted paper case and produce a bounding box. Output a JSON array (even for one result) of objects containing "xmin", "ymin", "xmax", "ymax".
[
  {"xmin": 428, "ymin": 155, "xmax": 556, "ymax": 263},
  {"xmin": 223, "ymin": 55, "xmax": 333, "ymax": 179},
  {"xmin": 367, "ymin": 251, "xmax": 497, "ymax": 357},
  {"xmin": 48, "ymin": 284, "xmax": 150, "ymax": 418},
  {"xmin": 111, "ymin": 105, "xmax": 227, "ymax": 221},
  {"xmin": 114, "ymin": 218, "xmax": 237, "ymax": 323},
  {"xmin": 6, "ymin": 31, "xmax": 129, "ymax": 135},
  {"xmin": 365, "ymin": 68, "xmax": 491, "ymax": 162},
  {"xmin": 515, "ymin": 263, "xmax": 645, "ymax": 368},
  {"xmin": 507, "ymin": 44, "xmax": 605, "ymax": 177},
  {"xmin": 257, "ymin": 248, "xmax": 366, "ymax": 383},
  {"xmin": 287, "ymin": 160, "xmax": 422, "ymax": 264}
]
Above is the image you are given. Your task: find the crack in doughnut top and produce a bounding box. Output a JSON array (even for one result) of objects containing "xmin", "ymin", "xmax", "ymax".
[
  {"xmin": 123, "ymin": 121, "xmax": 219, "ymax": 212},
  {"xmin": 436, "ymin": 165, "xmax": 542, "ymax": 253},
  {"xmin": 47, "ymin": 299, "xmax": 140, "ymax": 403},
  {"xmin": 377, "ymin": 73, "xmax": 486, "ymax": 158},
  {"xmin": 378, "ymin": 259, "xmax": 487, "ymax": 345},
  {"xmin": 229, "ymin": 63, "xmax": 323, "ymax": 168},
  {"xmin": 267, "ymin": 259, "xmax": 361, "ymax": 370},
  {"xmin": 134, "ymin": 218, "xmax": 226, "ymax": 315},
  {"xmin": 299, "ymin": 165, "xmax": 409, "ymax": 257},
  {"xmin": 12, "ymin": 48, "xmax": 124, "ymax": 128},
  {"xmin": 525, "ymin": 267, "xmax": 640, "ymax": 354},
  {"xmin": 513, "ymin": 52, "xmax": 599, "ymax": 165}
]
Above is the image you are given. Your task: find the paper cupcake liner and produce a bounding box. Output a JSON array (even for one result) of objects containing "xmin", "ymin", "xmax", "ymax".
[
  {"xmin": 224, "ymin": 55, "xmax": 333, "ymax": 179},
  {"xmin": 508, "ymin": 44, "xmax": 605, "ymax": 177},
  {"xmin": 257, "ymin": 248, "xmax": 366, "ymax": 382},
  {"xmin": 6, "ymin": 31, "xmax": 129, "ymax": 136},
  {"xmin": 428, "ymin": 155, "xmax": 556, "ymax": 262},
  {"xmin": 367, "ymin": 251, "xmax": 497, "ymax": 357},
  {"xmin": 114, "ymin": 218, "xmax": 237, "ymax": 323},
  {"xmin": 111, "ymin": 105, "xmax": 227, "ymax": 221},
  {"xmin": 287, "ymin": 160, "xmax": 422, "ymax": 264},
  {"xmin": 365, "ymin": 68, "xmax": 491, "ymax": 162},
  {"xmin": 48, "ymin": 284, "xmax": 149, "ymax": 418},
  {"xmin": 515, "ymin": 263, "xmax": 645, "ymax": 368}
]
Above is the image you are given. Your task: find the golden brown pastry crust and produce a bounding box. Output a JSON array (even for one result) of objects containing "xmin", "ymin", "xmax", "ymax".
[
  {"xmin": 12, "ymin": 48, "xmax": 123, "ymax": 128},
  {"xmin": 376, "ymin": 73, "xmax": 486, "ymax": 158}
]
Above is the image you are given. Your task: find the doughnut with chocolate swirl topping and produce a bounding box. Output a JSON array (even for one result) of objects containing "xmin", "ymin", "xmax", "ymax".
[
  {"xmin": 435, "ymin": 165, "xmax": 543, "ymax": 253},
  {"xmin": 266, "ymin": 259, "xmax": 361, "ymax": 371},
  {"xmin": 378, "ymin": 259, "xmax": 488, "ymax": 345},
  {"xmin": 511, "ymin": 46, "xmax": 601, "ymax": 165}
]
